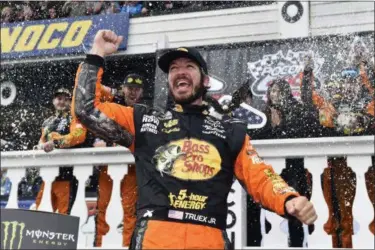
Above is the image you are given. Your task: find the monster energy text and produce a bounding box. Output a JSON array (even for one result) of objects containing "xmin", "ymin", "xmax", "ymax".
[{"xmin": 2, "ymin": 221, "xmax": 75, "ymax": 249}]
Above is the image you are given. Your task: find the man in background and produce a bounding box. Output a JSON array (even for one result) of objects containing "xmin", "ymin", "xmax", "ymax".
[{"xmin": 36, "ymin": 88, "xmax": 90, "ymax": 214}]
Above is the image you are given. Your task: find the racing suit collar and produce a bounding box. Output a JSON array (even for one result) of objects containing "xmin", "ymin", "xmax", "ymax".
[
  {"xmin": 173, "ymin": 104, "xmax": 209, "ymax": 115},
  {"xmin": 55, "ymin": 110, "xmax": 69, "ymax": 117}
]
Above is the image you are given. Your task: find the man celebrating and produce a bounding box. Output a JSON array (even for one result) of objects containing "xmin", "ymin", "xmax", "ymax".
[{"xmin": 72, "ymin": 30, "xmax": 317, "ymax": 249}]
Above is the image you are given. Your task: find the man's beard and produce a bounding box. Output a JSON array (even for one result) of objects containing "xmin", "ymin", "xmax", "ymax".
[{"xmin": 170, "ymin": 79, "xmax": 206, "ymax": 105}]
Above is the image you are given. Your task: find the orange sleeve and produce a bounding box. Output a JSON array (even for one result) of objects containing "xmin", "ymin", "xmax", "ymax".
[
  {"xmin": 72, "ymin": 56, "xmax": 135, "ymax": 151},
  {"xmin": 359, "ymin": 62, "xmax": 374, "ymax": 96},
  {"xmin": 367, "ymin": 100, "xmax": 375, "ymax": 117},
  {"xmin": 47, "ymin": 118, "xmax": 87, "ymax": 148},
  {"xmin": 234, "ymin": 135, "xmax": 299, "ymax": 215},
  {"xmin": 358, "ymin": 63, "xmax": 374, "ymax": 117},
  {"xmin": 312, "ymin": 91, "xmax": 327, "ymax": 109}
]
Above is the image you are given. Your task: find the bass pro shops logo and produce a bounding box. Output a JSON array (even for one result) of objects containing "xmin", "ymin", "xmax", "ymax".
[
  {"xmin": 153, "ymin": 139, "xmax": 222, "ymax": 181},
  {"xmin": 2, "ymin": 221, "xmax": 25, "ymax": 249},
  {"xmin": 247, "ymin": 50, "xmax": 324, "ymax": 100}
]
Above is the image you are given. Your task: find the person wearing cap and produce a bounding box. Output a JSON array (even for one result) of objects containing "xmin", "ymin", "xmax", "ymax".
[
  {"xmin": 115, "ymin": 73, "xmax": 145, "ymax": 106},
  {"xmin": 35, "ymin": 88, "xmax": 92, "ymax": 214},
  {"xmin": 72, "ymin": 30, "xmax": 317, "ymax": 249}
]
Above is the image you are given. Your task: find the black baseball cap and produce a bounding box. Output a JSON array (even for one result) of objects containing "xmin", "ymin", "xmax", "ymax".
[
  {"xmin": 53, "ymin": 88, "xmax": 71, "ymax": 99},
  {"xmin": 122, "ymin": 73, "xmax": 144, "ymax": 88},
  {"xmin": 158, "ymin": 47, "xmax": 208, "ymax": 74}
]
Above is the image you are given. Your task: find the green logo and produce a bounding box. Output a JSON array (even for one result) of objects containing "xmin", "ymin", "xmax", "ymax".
[{"xmin": 1, "ymin": 221, "xmax": 25, "ymax": 250}]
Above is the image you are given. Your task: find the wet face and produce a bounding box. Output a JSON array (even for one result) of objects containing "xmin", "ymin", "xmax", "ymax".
[
  {"xmin": 168, "ymin": 57, "xmax": 209, "ymax": 105},
  {"xmin": 269, "ymin": 84, "xmax": 282, "ymax": 105},
  {"xmin": 122, "ymin": 85, "xmax": 143, "ymax": 107},
  {"xmin": 49, "ymin": 8, "xmax": 56, "ymax": 18},
  {"xmin": 244, "ymin": 95, "xmax": 252, "ymax": 106},
  {"xmin": 23, "ymin": 6, "xmax": 33, "ymax": 21},
  {"xmin": 0, "ymin": 168, "xmax": 7, "ymax": 178},
  {"xmin": 240, "ymin": 91, "xmax": 252, "ymax": 105},
  {"xmin": 1, "ymin": 7, "xmax": 13, "ymax": 22},
  {"xmin": 53, "ymin": 94, "xmax": 70, "ymax": 111}
]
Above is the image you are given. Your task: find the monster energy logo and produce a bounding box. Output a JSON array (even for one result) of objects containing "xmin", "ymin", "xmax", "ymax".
[{"xmin": 1, "ymin": 221, "xmax": 25, "ymax": 250}]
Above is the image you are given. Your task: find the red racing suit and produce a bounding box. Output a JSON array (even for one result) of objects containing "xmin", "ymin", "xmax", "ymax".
[{"xmin": 72, "ymin": 54, "xmax": 300, "ymax": 249}]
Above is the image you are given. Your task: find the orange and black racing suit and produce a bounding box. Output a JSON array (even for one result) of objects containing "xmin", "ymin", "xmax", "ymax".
[
  {"xmin": 37, "ymin": 111, "xmax": 90, "ymax": 213},
  {"xmin": 72, "ymin": 55, "xmax": 300, "ymax": 249}
]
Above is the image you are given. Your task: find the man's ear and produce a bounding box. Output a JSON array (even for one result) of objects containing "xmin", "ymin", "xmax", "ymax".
[{"xmin": 203, "ymin": 75, "xmax": 210, "ymax": 89}]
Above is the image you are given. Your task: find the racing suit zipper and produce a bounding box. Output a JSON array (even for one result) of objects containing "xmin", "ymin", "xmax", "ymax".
[{"xmin": 187, "ymin": 115, "xmax": 192, "ymax": 139}]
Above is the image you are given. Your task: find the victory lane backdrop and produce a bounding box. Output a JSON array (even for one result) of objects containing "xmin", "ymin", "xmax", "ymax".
[
  {"xmin": 1, "ymin": 209, "xmax": 79, "ymax": 249},
  {"xmin": 200, "ymin": 31, "xmax": 374, "ymax": 108},
  {"xmin": 154, "ymin": 31, "xmax": 374, "ymax": 131},
  {"xmin": 0, "ymin": 55, "xmax": 155, "ymax": 151}
]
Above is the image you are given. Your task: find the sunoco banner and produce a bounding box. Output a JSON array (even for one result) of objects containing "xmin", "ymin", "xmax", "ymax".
[
  {"xmin": 1, "ymin": 13, "xmax": 129, "ymax": 59},
  {"xmin": 1, "ymin": 209, "xmax": 79, "ymax": 249}
]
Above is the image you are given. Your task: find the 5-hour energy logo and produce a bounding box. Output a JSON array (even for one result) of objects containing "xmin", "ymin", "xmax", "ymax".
[{"xmin": 169, "ymin": 189, "xmax": 208, "ymax": 210}]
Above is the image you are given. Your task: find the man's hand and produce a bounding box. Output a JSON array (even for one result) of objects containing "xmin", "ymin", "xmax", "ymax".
[
  {"xmin": 303, "ymin": 52, "xmax": 314, "ymax": 72},
  {"xmin": 42, "ymin": 141, "xmax": 55, "ymax": 153},
  {"xmin": 93, "ymin": 139, "xmax": 107, "ymax": 147},
  {"xmin": 285, "ymin": 196, "xmax": 317, "ymax": 225},
  {"xmin": 90, "ymin": 30, "xmax": 123, "ymax": 58}
]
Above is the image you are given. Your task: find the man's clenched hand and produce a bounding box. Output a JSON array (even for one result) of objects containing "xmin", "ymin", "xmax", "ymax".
[
  {"xmin": 42, "ymin": 141, "xmax": 55, "ymax": 153},
  {"xmin": 90, "ymin": 30, "xmax": 123, "ymax": 58},
  {"xmin": 285, "ymin": 196, "xmax": 317, "ymax": 225}
]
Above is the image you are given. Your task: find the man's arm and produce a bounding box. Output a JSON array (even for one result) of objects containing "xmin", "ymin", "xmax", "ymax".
[
  {"xmin": 46, "ymin": 118, "xmax": 87, "ymax": 148},
  {"xmin": 36, "ymin": 119, "xmax": 52, "ymax": 150},
  {"xmin": 38, "ymin": 128, "xmax": 47, "ymax": 146},
  {"xmin": 72, "ymin": 54, "xmax": 134, "ymax": 149},
  {"xmin": 234, "ymin": 135, "xmax": 317, "ymax": 224},
  {"xmin": 358, "ymin": 62, "xmax": 375, "ymax": 117},
  {"xmin": 300, "ymin": 55, "xmax": 332, "ymax": 111},
  {"xmin": 234, "ymin": 135, "xmax": 299, "ymax": 216}
]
